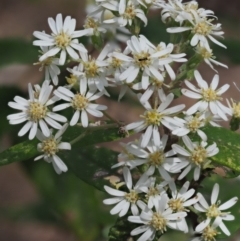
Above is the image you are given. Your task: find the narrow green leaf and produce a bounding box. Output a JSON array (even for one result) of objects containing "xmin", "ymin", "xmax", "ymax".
[
  {"xmin": 60, "ymin": 145, "xmax": 119, "ymax": 192},
  {"xmin": 0, "ymin": 123, "xmax": 121, "ymax": 166}
]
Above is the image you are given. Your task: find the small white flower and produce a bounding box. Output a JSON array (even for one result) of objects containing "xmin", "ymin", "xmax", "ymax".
[
  {"xmin": 33, "ymin": 13, "xmax": 87, "ymax": 65},
  {"xmin": 103, "ymin": 167, "xmax": 148, "ymax": 217},
  {"xmin": 113, "ymin": 0, "xmax": 147, "ymax": 27},
  {"xmin": 182, "ymin": 70, "xmax": 231, "ymax": 120},
  {"xmin": 171, "ymin": 112, "xmax": 207, "ymax": 141},
  {"xmin": 65, "ymin": 65, "xmax": 82, "ymax": 89},
  {"xmin": 191, "ymin": 218, "xmax": 221, "ymax": 241},
  {"xmin": 113, "ymin": 35, "xmax": 167, "ymax": 90},
  {"xmin": 34, "ymin": 46, "xmax": 61, "ymax": 86},
  {"xmin": 194, "ymin": 183, "xmax": 238, "ymax": 236},
  {"xmin": 167, "ymin": 11, "xmax": 226, "ymax": 50},
  {"xmin": 73, "ymin": 44, "xmax": 111, "ymax": 95},
  {"xmin": 156, "ymin": 42, "xmax": 187, "ymax": 80},
  {"xmin": 83, "ymin": 17, "xmax": 107, "ymax": 36},
  {"xmin": 196, "ymin": 45, "xmax": 228, "ymax": 72},
  {"xmin": 34, "ymin": 123, "xmax": 71, "ymax": 174},
  {"xmin": 128, "ymin": 195, "xmax": 187, "ymax": 241},
  {"xmin": 226, "ymin": 98, "xmax": 240, "ymax": 119},
  {"xmin": 171, "ymin": 135, "xmax": 219, "ymax": 181},
  {"xmin": 7, "ymin": 80, "xmax": 67, "ymax": 140},
  {"xmin": 53, "ymin": 86, "xmax": 107, "ymax": 127},
  {"xmin": 125, "ymin": 92, "xmax": 185, "ymax": 148},
  {"xmin": 124, "ymin": 135, "xmax": 182, "ymax": 179},
  {"xmin": 167, "ymin": 181, "xmax": 200, "ymax": 232},
  {"xmin": 140, "ymin": 177, "xmax": 167, "ymax": 209}
]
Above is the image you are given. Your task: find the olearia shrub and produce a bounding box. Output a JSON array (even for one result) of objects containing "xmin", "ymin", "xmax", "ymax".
[{"xmin": 2, "ymin": 0, "xmax": 240, "ymax": 240}]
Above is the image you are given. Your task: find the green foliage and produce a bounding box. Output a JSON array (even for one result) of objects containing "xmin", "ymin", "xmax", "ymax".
[
  {"xmin": 22, "ymin": 159, "xmax": 115, "ymax": 241},
  {"xmin": 0, "ymin": 123, "xmax": 121, "ymax": 167},
  {"xmin": 0, "ymin": 38, "xmax": 38, "ymax": 67},
  {"xmin": 0, "ymin": 86, "xmax": 25, "ymax": 137},
  {"xmin": 60, "ymin": 145, "xmax": 119, "ymax": 192}
]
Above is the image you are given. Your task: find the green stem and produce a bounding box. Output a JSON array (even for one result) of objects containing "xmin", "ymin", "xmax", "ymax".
[
  {"xmin": 70, "ymin": 131, "xmax": 88, "ymax": 145},
  {"xmin": 103, "ymin": 111, "xmax": 121, "ymax": 125}
]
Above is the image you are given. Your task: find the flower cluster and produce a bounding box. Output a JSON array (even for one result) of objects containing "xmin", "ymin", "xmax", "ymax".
[{"xmin": 6, "ymin": 0, "xmax": 238, "ymax": 241}]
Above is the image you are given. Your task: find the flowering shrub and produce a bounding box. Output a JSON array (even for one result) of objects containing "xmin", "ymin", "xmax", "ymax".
[{"xmin": 2, "ymin": 0, "xmax": 240, "ymax": 240}]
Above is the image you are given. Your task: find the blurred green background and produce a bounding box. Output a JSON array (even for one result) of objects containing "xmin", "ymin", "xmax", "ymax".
[{"xmin": 0, "ymin": 0, "xmax": 240, "ymax": 240}]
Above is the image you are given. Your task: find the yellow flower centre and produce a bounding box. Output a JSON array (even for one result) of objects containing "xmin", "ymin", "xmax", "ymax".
[
  {"xmin": 186, "ymin": 116, "xmax": 202, "ymax": 132},
  {"xmin": 198, "ymin": 47, "xmax": 213, "ymax": 59},
  {"xmin": 168, "ymin": 198, "xmax": 185, "ymax": 212},
  {"xmin": 123, "ymin": 4, "xmax": 136, "ymax": 20},
  {"xmin": 55, "ymin": 32, "xmax": 71, "ymax": 48},
  {"xmin": 42, "ymin": 138, "xmax": 58, "ymax": 156},
  {"xmin": 202, "ymin": 225, "xmax": 218, "ymax": 241},
  {"xmin": 83, "ymin": 60, "xmax": 98, "ymax": 78},
  {"xmin": 110, "ymin": 57, "xmax": 122, "ymax": 68},
  {"xmin": 66, "ymin": 74, "xmax": 78, "ymax": 85},
  {"xmin": 201, "ymin": 88, "xmax": 219, "ymax": 102},
  {"xmin": 134, "ymin": 52, "xmax": 151, "ymax": 69},
  {"xmin": 184, "ymin": 2, "xmax": 198, "ymax": 12},
  {"xmin": 194, "ymin": 21, "xmax": 212, "ymax": 36},
  {"xmin": 122, "ymin": 148, "xmax": 135, "ymax": 160},
  {"xmin": 143, "ymin": 110, "xmax": 163, "ymax": 126},
  {"xmin": 148, "ymin": 151, "xmax": 164, "ymax": 166},
  {"xmin": 146, "ymin": 186, "xmax": 160, "ymax": 200},
  {"xmin": 190, "ymin": 146, "xmax": 207, "ymax": 166},
  {"xmin": 28, "ymin": 102, "xmax": 47, "ymax": 122},
  {"xmin": 84, "ymin": 17, "xmax": 99, "ymax": 32},
  {"xmin": 206, "ymin": 204, "xmax": 221, "ymax": 218},
  {"xmin": 71, "ymin": 94, "xmax": 88, "ymax": 110},
  {"xmin": 231, "ymin": 100, "xmax": 240, "ymax": 118},
  {"xmin": 125, "ymin": 190, "xmax": 138, "ymax": 203},
  {"xmin": 149, "ymin": 212, "xmax": 167, "ymax": 233},
  {"xmin": 151, "ymin": 78, "xmax": 164, "ymax": 88}
]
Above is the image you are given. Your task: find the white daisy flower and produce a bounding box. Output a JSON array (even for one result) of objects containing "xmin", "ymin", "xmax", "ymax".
[
  {"xmin": 167, "ymin": 13, "xmax": 226, "ymax": 50},
  {"xmin": 7, "ymin": 80, "xmax": 67, "ymax": 140},
  {"xmin": 182, "ymin": 70, "xmax": 231, "ymax": 120},
  {"xmin": 202, "ymin": 111, "xmax": 221, "ymax": 127},
  {"xmin": 34, "ymin": 123, "xmax": 71, "ymax": 174},
  {"xmin": 155, "ymin": 42, "xmax": 187, "ymax": 80},
  {"xmin": 65, "ymin": 65, "xmax": 82, "ymax": 89},
  {"xmin": 128, "ymin": 195, "xmax": 187, "ymax": 241},
  {"xmin": 111, "ymin": 141, "xmax": 140, "ymax": 169},
  {"xmin": 167, "ymin": 181, "xmax": 200, "ymax": 232},
  {"xmin": 196, "ymin": 45, "xmax": 228, "ymax": 72},
  {"xmin": 124, "ymin": 135, "xmax": 182, "ymax": 178},
  {"xmin": 34, "ymin": 46, "xmax": 61, "ymax": 86},
  {"xmin": 125, "ymin": 93, "xmax": 185, "ymax": 148},
  {"xmin": 72, "ymin": 44, "xmax": 111, "ymax": 95},
  {"xmin": 53, "ymin": 86, "xmax": 107, "ymax": 127},
  {"xmin": 226, "ymin": 98, "xmax": 240, "ymax": 119},
  {"xmin": 191, "ymin": 217, "xmax": 221, "ymax": 241},
  {"xmin": 194, "ymin": 183, "xmax": 238, "ymax": 236},
  {"xmin": 113, "ymin": 35, "xmax": 168, "ymax": 90},
  {"xmin": 171, "ymin": 112, "xmax": 207, "ymax": 141},
  {"xmin": 83, "ymin": 17, "xmax": 107, "ymax": 36},
  {"xmin": 171, "ymin": 135, "xmax": 219, "ymax": 181},
  {"xmin": 103, "ymin": 167, "xmax": 148, "ymax": 217},
  {"xmin": 105, "ymin": 0, "xmax": 147, "ymax": 28},
  {"xmin": 33, "ymin": 13, "xmax": 87, "ymax": 65},
  {"xmin": 140, "ymin": 177, "xmax": 167, "ymax": 209}
]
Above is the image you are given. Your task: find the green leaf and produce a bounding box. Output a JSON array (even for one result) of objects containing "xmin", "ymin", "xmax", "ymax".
[
  {"xmin": 21, "ymin": 159, "xmax": 115, "ymax": 241},
  {"xmin": 191, "ymin": 126, "xmax": 240, "ymax": 175},
  {"xmin": 60, "ymin": 145, "xmax": 119, "ymax": 192},
  {"xmin": 0, "ymin": 123, "xmax": 121, "ymax": 167},
  {"xmin": 0, "ymin": 38, "xmax": 38, "ymax": 67}
]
